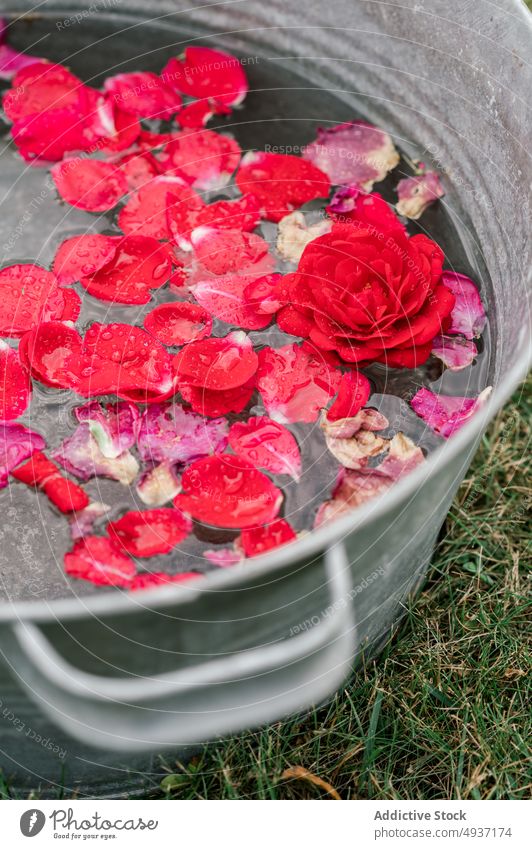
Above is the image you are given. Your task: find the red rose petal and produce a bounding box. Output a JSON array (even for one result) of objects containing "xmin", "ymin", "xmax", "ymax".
[
  {"xmin": 229, "ymin": 416, "xmax": 301, "ymax": 480},
  {"xmin": 239, "ymin": 518, "xmax": 296, "ymax": 557},
  {"xmin": 327, "ymin": 189, "xmax": 406, "ymax": 236},
  {"xmin": 192, "ymin": 274, "xmax": 272, "ymax": 330},
  {"xmin": 144, "ymin": 301, "xmax": 212, "ymax": 346},
  {"xmin": 374, "ymin": 343, "xmax": 433, "ymax": 369},
  {"xmin": 190, "ymin": 227, "xmax": 273, "ymax": 276},
  {"xmin": 3, "ymin": 62, "xmax": 82, "ymax": 122},
  {"xmin": 137, "ymin": 129, "xmax": 177, "ymax": 151},
  {"xmin": 118, "ymin": 176, "xmax": 191, "ymax": 240},
  {"xmin": 196, "ymin": 194, "xmax": 260, "ymax": 234},
  {"xmin": 42, "ymin": 474, "xmax": 90, "ymax": 513},
  {"xmin": 80, "ymin": 235, "xmax": 172, "ymax": 305},
  {"xmin": 162, "ymin": 46, "xmax": 248, "ymax": 107},
  {"xmin": 174, "ymin": 331, "xmax": 258, "ymax": 391},
  {"xmin": 115, "ymin": 150, "xmax": 161, "ymax": 190},
  {"xmin": 96, "ymin": 99, "xmax": 141, "ymax": 152},
  {"xmin": 257, "ymin": 343, "xmax": 342, "ymax": 423},
  {"xmin": 167, "ymin": 192, "xmax": 260, "ymax": 251},
  {"xmin": 18, "ymin": 322, "xmax": 83, "ymax": 390},
  {"xmin": 11, "ymin": 449, "xmax": 59, "ymax": 486},
  {"xmin": 327, "ymin": 370, "xmax": 371, "ymax": 422},
  {"xmin": 11, "ymin": 107, "xmax": 89, "ymax": 163},
  {"xmin": 179, "ymin": 376, "xmax": 255, "ymax": 418},
  {"xmin": 59, "ymin": 288, "xmax": 81, "ymax": 322},
  {"xmin": 107, "ymin": 507, "xmax": 192, "ymax": 557},
  {"xmin": 12, "ymin": 449, "xmax": 89, "ymax": 513},
  {"xmin": 174, "ymin": 453, "xmax": 283, "ymax": 529},
  {"xmin": 176, "ymin": 99, "xmax": 217, "ymax": 128},
  {"xmin": 158, "ymin": 128, "xmax": 241, "ymax": 191},
  {"xmin": 81, "ymin": 322, "xmax": 175, "ymax": 402},
  {"xmin": 235, "ymin": 151, "xmax": 331, "ymax": 222},
  {"xmin": 64, "ymin": 535, "xmax": 136, "ymax": 587},
  {"xmin": 52, "ymin": 234, "xmax": 120, "ymax": 286},
  {"xmin": 103, "ymin": 71, "xmax": 182, "ymax": 120},
  {"xmin": 51, "ymin": 157, "xmax": 128, "ymax": 212},
  {"xmin": 4, "ymin": 64, "xmax": 110, "ymax": 162},
  {"xmin": 243, "ymin": 274, "xmax": 283, "ymax": 315},
  {"xmin": 0, "ymin": 263, "xmax": 65, "ymax": 337},
  {"xmin": 0, "ymin": 341, "xmax": 31, "ymax": 420}
]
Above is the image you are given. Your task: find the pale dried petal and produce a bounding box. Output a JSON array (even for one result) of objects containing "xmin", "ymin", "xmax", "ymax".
[
  {"xmin": 276, "ymin": 211, "xmax": 331, "ymax": 264},
  {"xmin": 431, "ymin": 334, "xmax": 477, "ymax": 371},
  {"xmin": 136, "ymin": 462, "xmax": 181, "ymax": 506},
  {"xmin": 325, "ymin": 429, "xmax": 388, "ymax": 470},
  {"xmin": 321, "ymin": 407, "xmax": 389, "ymax": 440},
  {"xmin": 395, "ymin": 170, "xmax": 444, "ymax": 219}
]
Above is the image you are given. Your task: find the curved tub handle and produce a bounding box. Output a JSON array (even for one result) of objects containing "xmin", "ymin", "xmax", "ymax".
[{"xmin": 1, "ymin": 544, "xmax": 356, "ymax": 752}]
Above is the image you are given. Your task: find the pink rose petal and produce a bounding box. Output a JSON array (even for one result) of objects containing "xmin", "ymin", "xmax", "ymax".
[
  {"xmin": 115, "ymin": 150, "xmax": 161, "ymax": 190},
  {"xmin": 431, "ymin": 334, "xmax": 477, "ymax": 371},
  {"xmin": 303, "ymin": 121, "xmax": 399, "ymax": 189},
  {"xmin": 52, "ymin": 423, "xmax": 139, "ymax": 485},
  {"xmin": 321, "ymin": 406, "xmax": 388, "ymax": 440},
  {"xmin": 411, "ymin": 387, "xmax": 492, "ymax": 438},
  {"xmin": 75, "ymin": 400, "xmax": 139, "ymax": 457},
  {"xmin": 137, "ymin": 402, "xmax": 228, "ymax": 465},
  {"xmin": 179, "ymin": 376, "xmax": 256, "ymax": 418},
  {"xmin": 167, "ymin": 192, "xmax": 260, "ymax": 251},
  {"xmin": 442, "ymin": 271, "xmax": 487, "ymax": 340},
  {"xmin": 80, "ymin": 322, "xmax": 175, "ymax": 403},
  {"xmin": 0, "ymin": 421, "xmax": 45, "ymax": 488},
  {"xmin": 69, "ymin": 502, "xmax": 110, "ymax": 541}
]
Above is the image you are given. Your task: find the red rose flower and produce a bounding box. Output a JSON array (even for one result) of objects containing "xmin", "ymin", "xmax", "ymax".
[{"xmin": 276, "ymin": 221, "xmax": 455, "ymax": 368}]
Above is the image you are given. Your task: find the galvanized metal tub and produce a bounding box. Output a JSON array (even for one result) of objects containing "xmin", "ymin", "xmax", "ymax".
[{"xmin": 0, "ymin": 0, "xmax": 530, "ymax": 797}]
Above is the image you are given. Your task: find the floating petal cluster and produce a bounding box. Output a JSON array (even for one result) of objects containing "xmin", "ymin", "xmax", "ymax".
[{"xmin": 0, "ymin": 30, "xmax": 490, "ymax": 590}]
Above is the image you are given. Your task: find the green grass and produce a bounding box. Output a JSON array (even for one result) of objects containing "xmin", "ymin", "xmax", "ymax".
[{"xmin": 153, "ymin": 377, "xmax": 531, "ymax": 800}]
